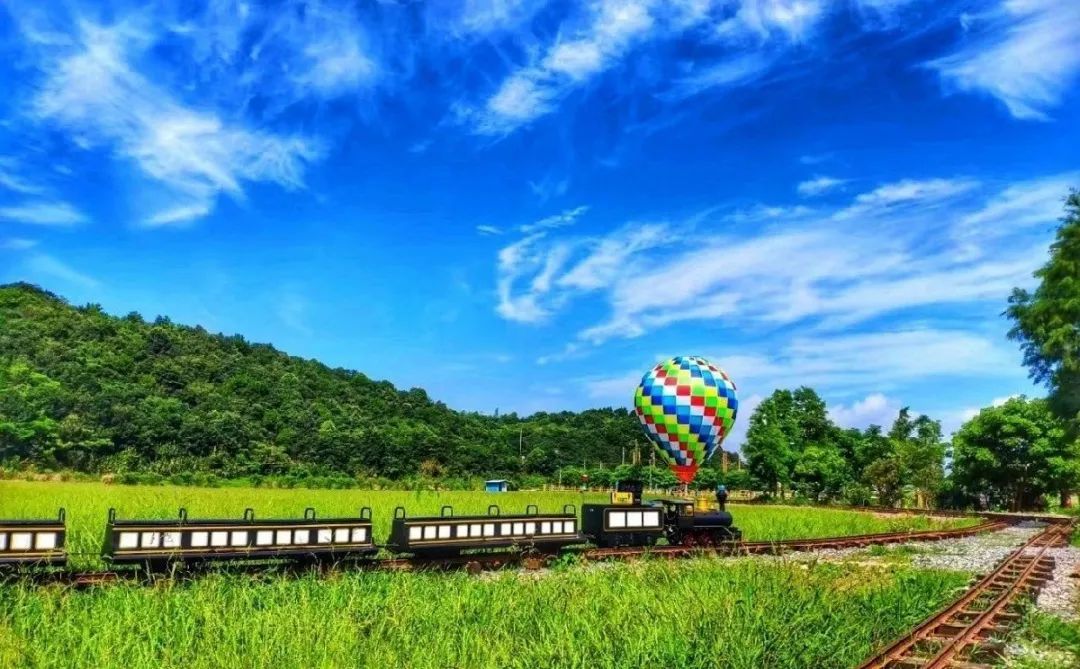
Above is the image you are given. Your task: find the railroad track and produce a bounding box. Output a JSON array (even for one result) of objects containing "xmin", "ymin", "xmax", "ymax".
[
  {"xmin": 584, "ymin": 520, "xmax": 1008, "ymax": 560},
  {"xmin": 8, "ymin": 518, "xmax": 1011, "ymax": 588},
  {"xmin": 858, "ymin": 520, "xmax": 1074, "ymax": 669}
]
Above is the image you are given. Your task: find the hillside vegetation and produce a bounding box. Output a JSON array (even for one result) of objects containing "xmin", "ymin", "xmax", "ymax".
[{"xmin": 0, "ymin": 283, "xmax": 659, "ymax": 483}]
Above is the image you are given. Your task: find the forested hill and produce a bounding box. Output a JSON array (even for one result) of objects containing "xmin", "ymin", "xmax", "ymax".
[{"xmin": 0, "ymin": 282, "xmax": 661, "ymax": 482}]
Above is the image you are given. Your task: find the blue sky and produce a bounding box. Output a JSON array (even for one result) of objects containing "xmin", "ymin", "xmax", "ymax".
[{"xmin": 1, "ymin": 0, "xmax": 1078, "ymax": 448}]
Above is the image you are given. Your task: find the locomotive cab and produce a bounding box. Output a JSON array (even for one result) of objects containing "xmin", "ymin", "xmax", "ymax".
[{"xmin": 650, "ymin": 498, "xmax": 741, "ymax": 546}]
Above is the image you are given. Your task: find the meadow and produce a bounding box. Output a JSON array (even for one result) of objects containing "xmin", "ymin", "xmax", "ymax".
[
  {"xmin": 0, "ymin": 481, "xmax": 978, "ymax": 569},
  {"xmin": 0, "ymin": 557, "xmax": 970, "ymax": 669}
]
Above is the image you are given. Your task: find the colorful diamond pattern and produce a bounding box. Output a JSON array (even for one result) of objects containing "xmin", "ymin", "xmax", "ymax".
[{"xmin": 633, "ymin": 356, "xmax": 738, "ymax": 477}]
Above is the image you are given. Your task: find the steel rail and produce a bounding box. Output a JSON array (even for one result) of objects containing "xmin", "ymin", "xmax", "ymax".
[{"xmin": 857, "ymin": 521, "xmax": 1073, "ymax": 669}]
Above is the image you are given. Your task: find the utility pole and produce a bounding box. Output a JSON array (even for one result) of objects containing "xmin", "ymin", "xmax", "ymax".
[
  {"xmin": 621, "ymin": 446, "xmax": 626, "ymax": 466},
  {"xmin": 518, "ymin": 427, "xmax": 524, "ymax": 471}
]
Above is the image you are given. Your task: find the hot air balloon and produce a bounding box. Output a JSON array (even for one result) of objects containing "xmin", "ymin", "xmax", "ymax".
[{"xmin": 633, "ymin": 356, "xmax": 738, "ymax": 485}]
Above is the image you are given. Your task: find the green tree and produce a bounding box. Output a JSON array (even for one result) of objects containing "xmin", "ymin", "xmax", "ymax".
[
  {"xmin": 951, "ymin": 397, "xmax": 1080, "ymax": 510},
  {"xmin": 793, "ymin": 443, "xmax": 850, "ymax": 502},
  {"xmin": 864, "ymin": 456, "xmax": 904, "ymax": 507},
  {"xmin": 1007, "ymin": 190, "xmax": 1080, "ymax": 427},
  {"xmin": 884, "ymin": 408, "xmax": 946, "ymax": 508},
  {"xmin": 743, "ymin": 391, "xmax": 797, "ymax": 496}
]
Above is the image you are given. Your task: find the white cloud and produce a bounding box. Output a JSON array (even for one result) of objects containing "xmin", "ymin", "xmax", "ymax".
[
  {"xmin": 477, "ymin": 225, "xmax": 503, "ymax": 235},
  {"xmin": 834, "ymin": 177, "xmax": 979, "ymax": 219},
  {"xmin": 0, "ymin": 201, "xmax": 88, "ymax": 226},
  {"xmin": 829, "ymin": 393, "xmax": 899, "ymax": 429},
  {"xmin": 519, "ymin": 205, "xmax": 589, "ymax": 234},
  {"xmin": 558, "ymin": 223, "xmax": 668, "ymax": 291},
  {"xmin": 797, "ymin": 175, "xmax": 846, "ymax": 197},
  {"xmin": 718, "ymin": 328, "xmax": 1018, "ymax": 396},
  {"xmin": 958, "ymin": 406, "xmax": 981, "ymax": 423},
  {"xmin": 950, "ymin": 394, "xmax": 1025, "ymax": 435},
  {"xmin": 952, "ymin": 172, "xmax": 1078, "ymax": 256},
  {"xmin": 464, "ymin": 0, "xmax": 840, "ymax": 134},
  {"xmin": 493, "ymin": 172, "xmax": 1069, "ymax": 355},
  {"xmin": 495, "ymin": 218, "xmax": 667, "ymax": 325},
  {"xmin": 0, "ymin": 238, "xmax": 38, "ymax": 250},
  {"xmin": 495, "ymin": 232, "xmax": 560, "ymax": 322},
  {"xmin": 145, "ymin": 202, "xmax": 213, "ymax": 228},
  {"xmin": 668, "ymin": 52, "xmax": 775, "ymax": 99},
  {"xmin": 481, "ymin": 74, "xmax": 556, "ymax": 129},
  {"xmin": 928, "ymin": 0, "xmax": 1080, "ymax": 121},
  {"xmin": 0, "ymin": 158, "xmax": 46, "ymax": 195},
  {"xmin": 991, "ymin": 394, "xmax": 1019, "ymax": 407},
  {"xmin": 464, "ymin": 0, "xmax": 658, "ymax": 134},
  {"xmin": 289, "ymin": 24, "xmax": 377, "ymax": 97},
  {"xmin": 528, "ymin": 175, "xmax": 570, "ymax": 202},
  {"xmin": 545, "ymin": 40, "xmax": 606, "ymax": 81},
  {"xmin": 428, "ymin": 0, "xmax": 549, "ymax": 39},
  {"xmin": 718, "ymin": 0, "xmax": 827, "ymax": 42},
  {"xmin": 24, "ymin": 253, "xmax": 99, "ymax": 288},
  {"xmin": 29, "ymin": 21, "xmax": 322, "ymax": 226}
]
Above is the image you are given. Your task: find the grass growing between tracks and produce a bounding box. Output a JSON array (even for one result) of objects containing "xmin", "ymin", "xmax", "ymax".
[
  {"xmin": 0, "ymin": 481, "xmax": 979, "ymax": 569},
  {"xmin": 1006, "ymin": 612, "xmax": 1080, "ymax": 668},
  {"xmin": 0, "ymin": 557, "xmax": 969, "ymax": 669}
]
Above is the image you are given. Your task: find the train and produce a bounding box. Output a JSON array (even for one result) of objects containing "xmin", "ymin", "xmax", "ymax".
[{"xmin": 0, "ymin": 481, "xmax": 740, "ymax": 570}]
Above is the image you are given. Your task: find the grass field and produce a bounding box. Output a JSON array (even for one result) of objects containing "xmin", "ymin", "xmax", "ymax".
[
  {"xmin": 0, "ymin": 557, "xmax": 969, "ymax": 669},
  {"xmin": 0, "ymin": 481, "xmax": 978, "ymax": 569}
]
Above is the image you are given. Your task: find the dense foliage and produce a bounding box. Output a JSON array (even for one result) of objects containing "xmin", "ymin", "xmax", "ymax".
[
  {"xmin": 742, "ymin": 387, "xmax": 947, "ymax": 506},
  {"xmin": 1008, "ymin": 190, "xmax": 1080, "ymax": 429},
  {"xmin": 0, "ymin": 283, "xmax": 739, "ymax": 485},
  {"xmin": 951, "ymin": 397, "xmax": 1080, "ymax": 510}
]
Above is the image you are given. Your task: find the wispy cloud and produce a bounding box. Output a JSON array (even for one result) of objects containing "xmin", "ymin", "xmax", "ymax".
[
  {"xmin": 476, "ymin": 224, "xmax": 503, "ymax": 236},
  {"xmin": 833, "ymin": 177, "xmax": 979, "ymax": 219},
  {"xmin": 0, "ymin": 237, "xmax": 38, "ymax": 250},
  {"xmin": 144, "ymin": 202, "xmax": 213, "ymax": 228},
  {"xmin": 667, "ymin": 53, "xmax": 776, "ymax": 100},
  {"xmin": 496, "ymin": 212, "xmax": 666, "ymax": 325},
  {"xmin": 24, "ymin": 253, "xmax": 99, "ymax": 288},
  {"xmin": 426, "ymin": 0, "xmax": 550, "ymax": 40},
  {"xmin": 461, "ymin": 0, "xmax": 837, "ymax": 135},
  {"xmin": 519, "ymin": 205, "xmax": 589, "ymax": 234},
  {"xmin": 465, "ymin": 0, "xmax": 656, "ymax": 134},
  {"xmin": 0, "ymin": 200, "xmax": 88, "ymax": 225},
  {"xmin": 0, "ymin": 158, "xmax": 46, "ymax": 195},
  {"xmin": 799, "ymin": 152, "xmax": 833, "ymax": 165},
  {"xmin": 528, "ymin": 174, "xmax": 570, "ymax": 202},
  {"xmin": 927, "ymin": 0, "xmax": 1080, "ymax": 121},
  {"xmin": 492, "ymin": 172, "xmax": 1067, "ymax": 351},
  {"xmin": 797, "ymin": 175, "xmax": 846, "ymax": 197},
  {"xmin": 24, "ymin": 20, "xmax": 323, "ymax": 226}
]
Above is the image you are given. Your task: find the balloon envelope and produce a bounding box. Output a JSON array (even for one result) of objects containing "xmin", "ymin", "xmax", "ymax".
[{"xmin": 633, "ymin": 356, "xmax": 738, "ymax": 484}]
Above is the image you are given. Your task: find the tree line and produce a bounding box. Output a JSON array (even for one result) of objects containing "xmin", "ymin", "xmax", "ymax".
[{"xmin": 741, "ymin": 386, "xmax": 1079, "ymax": 510}]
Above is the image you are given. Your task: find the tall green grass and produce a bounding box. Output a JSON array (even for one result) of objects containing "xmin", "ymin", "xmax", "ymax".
[
  {"xmin": 0, "ymin": 558, "xmax": 968, "ymax": 669},
  {"xmin": 0, "ymin": 481, "xmax": 977, "ymax": 569}
]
